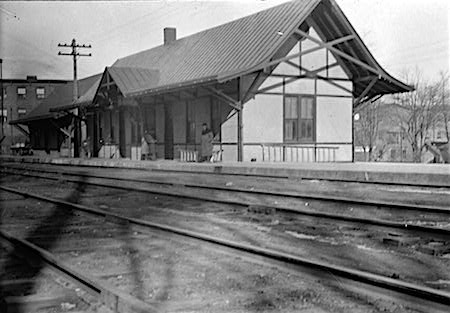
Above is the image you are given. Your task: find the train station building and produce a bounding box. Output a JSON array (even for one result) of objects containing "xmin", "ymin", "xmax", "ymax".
[{"xmin": 13, "ymin": 0, "xmax": 413, "ymax": 162}]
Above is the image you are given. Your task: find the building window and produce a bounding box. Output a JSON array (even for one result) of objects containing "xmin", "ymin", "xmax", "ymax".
[
  {"xmin": 284, "ymin": 95, "xmax": 314, "ymax": 142},
  {"xmin": 17, "ymin": 87, "xmax": 26, "ymax": 99},
  {"xmin": 187, "ymin": 101, "xmax": 196, "ymax": 144},
  {"xmin": 1, "ymin": 109, "xmax": 7, "ymax": 123},
  {"xmin": 18, "ymin": 108, "xmax": 27, "ymax": 117},
  {"xmin": 0, "ymin": 88, "xmax": 6, "ymax": 100},
  {"xmin": 36, "ymin": 87, "xmax": 45, "ymax": 99}
]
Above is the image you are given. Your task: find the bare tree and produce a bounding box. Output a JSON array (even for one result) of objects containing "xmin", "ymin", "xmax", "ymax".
[
  {"xmin": 393, "ymin": 69, "xmax": 443, "ymax": 162},
  {"xmin": 354, "ymin": 100, "xmax": 384, "ymax": 161},
  {"xmin": 436, "ymin": 72, "xmax": 450, "ymax": 142}
]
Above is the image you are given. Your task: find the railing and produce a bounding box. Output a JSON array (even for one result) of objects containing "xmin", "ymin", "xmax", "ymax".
[
  {"xmin": 179, "ymin": 149, "xmax": 199, "ymax": 162},
  {"xmin": 179, "ymin": 149, "xmax": 223, "ymax": 162},
  {"xmin": 260, "ymin": 144, "xmax": 338, "ymax": 162},
  {"xmin": 131, "ymin": 146, "xmax": 141, "ymax": 161}
]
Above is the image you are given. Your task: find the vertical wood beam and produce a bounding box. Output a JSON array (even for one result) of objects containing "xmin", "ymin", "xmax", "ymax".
[{"xmin": 237, "ymin": 77, "xmax": 243, "ymax": 162}]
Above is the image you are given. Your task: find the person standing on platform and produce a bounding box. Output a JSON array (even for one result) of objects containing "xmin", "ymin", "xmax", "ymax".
[
  {"xmin": 82, "ymin": 136, "xmax": 92, "ymax": 158},
  {"xmin": 145, "ymin": 131, "xmax": 157, "ymax": 161},
  {"xmin": 201, "ymin": 123, "xmax": 214, "ymax": 162},
  {"xmin": 141, "ymin": 130, "xmax": 157, "ymax": 160},
  {"xmin": 141, "ymin": 132, "xmax": 150, "ymax": 160}
]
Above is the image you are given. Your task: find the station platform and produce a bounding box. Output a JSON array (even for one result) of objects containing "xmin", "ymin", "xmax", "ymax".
[{"xmin": 1, "ymin": 155, "xmax": 449, "ymax": 187}]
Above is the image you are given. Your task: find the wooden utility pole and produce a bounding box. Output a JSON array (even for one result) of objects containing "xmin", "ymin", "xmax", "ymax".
[
  {"xmin": 0, "ymin": 59, "xmax": 4, "ymax": 142},
  {"xmin": 57, "ymin": 38, "xmax": 91, "ymax": 157}
]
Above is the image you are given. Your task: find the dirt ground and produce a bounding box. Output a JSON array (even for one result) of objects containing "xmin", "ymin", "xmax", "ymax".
[{"xmin": 1, "ymin": 170, "xmax": 449, "ymax": 312}]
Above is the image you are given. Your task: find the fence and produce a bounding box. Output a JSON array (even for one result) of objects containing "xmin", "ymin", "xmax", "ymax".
[{"xmin": 260, "ymin": 144, "xmax": 338, "ymax": 162}]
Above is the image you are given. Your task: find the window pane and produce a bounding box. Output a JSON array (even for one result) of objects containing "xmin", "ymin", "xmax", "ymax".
[
  {"xmin": 300, "ymin": 121, "xmax": 306, "ymax": 138},
  {"xmin": 300, "ymin": 97, "xmax": 313, "ymax": 118},
  {"xmin": 306, "ymin": 120, "xmax": 313, "ymax": 139},
  {"xmin": 284, "ymin": 100, "xmax": 290, "ymax": 118},
  {"xmin": 18, "ymin": 108, "xmax": 27, "ymax": 117},
  {"xmin": 1, "ymin": 109, "xmax": 7, "ymax": 123},
  {"xmin": 36, "ymin": 87, "xmax": 45, "ymax": 99},
  {"xmin": 17, "ymin": 87, "xmax": 26, "ymax": 95},
  {"xmin": 285, "ymin": 97, "xmax": 297, "ymax": 118},
  {"xmin": 285, "ymin": 120, "xmax": 296, "ymax": 140}
]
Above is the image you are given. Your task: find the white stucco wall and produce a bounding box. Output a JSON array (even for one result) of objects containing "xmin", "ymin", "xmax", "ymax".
[
  {"xmin": 316, "ymin": 96, "xmax": 352, "ymax": 144},
  {"xmin": 243, "ymin": 94, "xmax": 283, "ymax": 143}
]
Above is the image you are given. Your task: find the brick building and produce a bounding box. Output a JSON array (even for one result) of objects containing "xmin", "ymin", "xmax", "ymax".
[{"xmin": 0, "ymin": 75, "xmax": 67, "ymax": 152}]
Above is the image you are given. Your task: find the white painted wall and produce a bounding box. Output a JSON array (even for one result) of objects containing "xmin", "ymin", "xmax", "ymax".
[
  {"xmin": 243, "ymin": 94, "xmax": 283, "ymax": 143},
  {"xmin": 316, "ymin": 96, "xmax": 352, "ymax": 144}
]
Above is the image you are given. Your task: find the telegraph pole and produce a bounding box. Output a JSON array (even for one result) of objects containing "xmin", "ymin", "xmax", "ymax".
[
  {"xmin": 0, "ymin": 59, "xmax": 4, "ymax": 141},
  {"xmin": 58, "ymin": 38, "xmax": 91, "ymax": 157}
]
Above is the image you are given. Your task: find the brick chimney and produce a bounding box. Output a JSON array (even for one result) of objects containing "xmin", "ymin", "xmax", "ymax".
[{"xmin": 164, "ymin": 27, "xmax": 176, "ymax": 45}]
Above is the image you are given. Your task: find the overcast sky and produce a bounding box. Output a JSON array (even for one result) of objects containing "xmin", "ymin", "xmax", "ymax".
[{"xmin": 0, "ymin": 0, "xmax": 448, "ymax": 83}]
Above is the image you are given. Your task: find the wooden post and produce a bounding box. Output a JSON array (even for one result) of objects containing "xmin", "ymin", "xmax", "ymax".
[{"xmin": 237, "ymin": 77, "xmax": 243, "ymax": 162}]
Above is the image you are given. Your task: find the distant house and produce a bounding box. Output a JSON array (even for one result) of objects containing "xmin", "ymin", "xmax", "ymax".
[
  {"xmin": 0, "ymin": 75, "xmax": 67, "ymax": 153},
  {"xmin": 9, "ymin": 74, "xmax": 101, "ymax": 157},
  {"xmin": 355, "ymin": 101, "xmax": 450, "ymax": 163},
  {"xmin": 50, "ymin": 0, "xmax": 413, "ymax": 162}
]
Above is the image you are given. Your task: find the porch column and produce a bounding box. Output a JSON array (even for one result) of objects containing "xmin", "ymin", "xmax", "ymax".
[
  {"xmin": 73, "ymin": 108, "xmax": 81, "ymax": 157},
  {"xmin": 237, "ymin": 77, "xmax": 243, "ymax": 162}
]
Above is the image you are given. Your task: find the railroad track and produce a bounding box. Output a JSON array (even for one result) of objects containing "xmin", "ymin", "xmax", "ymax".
[
  {"xmin": 0, "ymin": 236, "xmax": 90, "ymax": 313},
  {"xmin": 2, "ymin": 163, "xmax": 448, "ymax": 211},
  {"xmin": 2, "ymin": 164, "xmax": 450, "ymax": 238},
  {"xmin": 0, "ymin": 233, "xmax": 155, "ymax": 313},
  {"xmin": 0, "ymin": 191, "xmax": 155, "ymax": 313},
  {"xmin": 1, "ymin": 170, "xmax": 450, "ymax": 312}
]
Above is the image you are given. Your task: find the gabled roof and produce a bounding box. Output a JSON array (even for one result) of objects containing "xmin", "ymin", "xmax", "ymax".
[
  {"xmin": 69, "ymin": 75, "xmax": 103, "ymax": 108},
  {"xmin": 107, "ymin": 67, "xmax": 160, "ymax": 97},
  {"xmin": 108, "ymin": 0, "xmax": 411, "ymax": 99},
  {"xmin": 10, "ymin": 73, "xmax": 102, "ymax": 124},
  {"xmin": 112, "ymin": 0, "xmax": 321, "ymax": 96}
]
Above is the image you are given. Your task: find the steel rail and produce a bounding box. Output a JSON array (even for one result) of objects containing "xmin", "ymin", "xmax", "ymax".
[
  {"xmin": 1, "ymin": 185, "xmax": 450, "ymax": 307},
  {"xmin": 2, "ymin": 164, "xmax": 449, "ymax": 214},
  {"xmin": 0, "ymin": 230, "xmax": 157, "ymax": 313},
  {"xmin": 151, "ymin": 167, "xmax": 450, "ymax": 188},
  {"xmin": 2, "ymin": 167, "xmax": 450, "ymax": 237}
]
